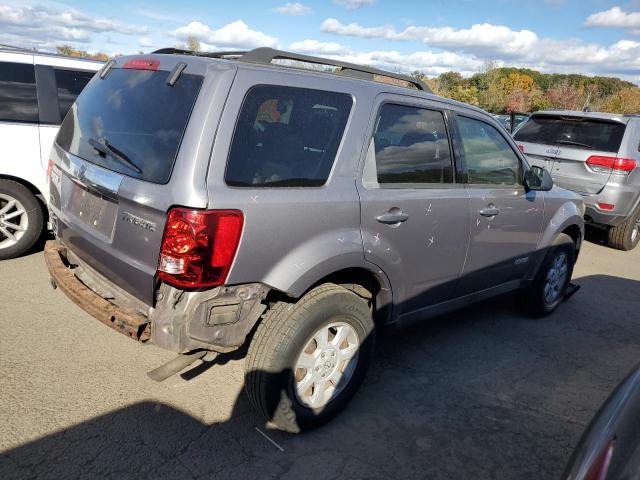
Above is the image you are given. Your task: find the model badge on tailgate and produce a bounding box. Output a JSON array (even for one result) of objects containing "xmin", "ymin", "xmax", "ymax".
[{"xmin": 121, "ymin": 212, "xmax": 156, "ymax": 232}]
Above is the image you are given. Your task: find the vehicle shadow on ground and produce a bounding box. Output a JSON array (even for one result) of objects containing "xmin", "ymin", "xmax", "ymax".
[{"xmin": 1, "ymin": 275, "xmax": 639, "ymax": 480}]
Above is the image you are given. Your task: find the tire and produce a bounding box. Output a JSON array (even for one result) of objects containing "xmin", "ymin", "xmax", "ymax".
[
  {"xmin": 524, "ymin": 233, "xmax": 576, "ymax": 317},
  {"xmin": 607, "ymin": 208, "xmax": 640, "ymax": 251},
  {"xmin": 245, "ymin": 283, "xmax": 375, "ymax": 433},
  {"xmin": 0, "ymin": 179, "xmax": 44, "ymax": 260}
]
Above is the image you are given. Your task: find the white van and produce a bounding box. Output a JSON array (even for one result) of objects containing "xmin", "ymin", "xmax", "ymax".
[{"xmin": 0, "ymin": 46, "xmax": 102, "ymax": 259}]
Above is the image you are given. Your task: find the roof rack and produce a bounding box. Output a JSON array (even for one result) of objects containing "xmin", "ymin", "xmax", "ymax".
[{"xmin": 151, "ymin": 47, "xmax": 431, "ymax": 93}]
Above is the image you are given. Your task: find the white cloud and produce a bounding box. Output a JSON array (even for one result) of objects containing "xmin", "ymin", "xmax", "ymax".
[
  {"xmin": 0, "ymin": 4, "xmax": 147, "ymax": 46},
  {"xmin": 287, "ymin": 39, "xmax": 484, "ymax": 76},
  {"xmin": 171, "ymin": 20, "xmax": 277, "ymax": 49},
  {"xmin": 333, "ymin": 0, "xmax": 375, "ymax": 10},
  {"xmin": 318, "ymin": 17, "xmax": 640, "ymax": 80},
  {"xmin": 585, "ymin": 6, "xmax": 640, "ymax": 33},
  {"xmin": 139, "ymin": 36, "xmax": 154, "ymax": 47},
  {"xmin": 289, "ymin": 39, "xmax": 350, "ymax": 55},
  {"xmin": 321, "ymin": 18, "xmax": 538, "ymax": 57},
  {"xmin": 272, "ymin": 3, "xmax": 312, "ymax": 16}
]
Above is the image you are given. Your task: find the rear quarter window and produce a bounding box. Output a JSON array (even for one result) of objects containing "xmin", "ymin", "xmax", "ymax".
[
  {"xmin": 225, "ymin": 85, "xmax": 353, "ymax": 187},
  {"xmin": 514, "ymin": 116, "xmax": 626, "ymax": 153},
  {"xmin": 54, "ymin": 68, "xmax": 96, "ymax": 121},
  {"xmin": 0, "ymin": 61, "xmax": 38, "ymax": 123}
]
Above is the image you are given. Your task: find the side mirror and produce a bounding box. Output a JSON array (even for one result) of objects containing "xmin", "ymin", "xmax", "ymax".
[{"xmin": 524, "ymin": 166, "xmax": 553, "ymax": 191}]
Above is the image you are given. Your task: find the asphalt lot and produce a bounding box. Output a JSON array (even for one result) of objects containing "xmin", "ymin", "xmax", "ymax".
[{"xmin": 1, "ymin": 231, "xmax": 639, "ymax": 479}]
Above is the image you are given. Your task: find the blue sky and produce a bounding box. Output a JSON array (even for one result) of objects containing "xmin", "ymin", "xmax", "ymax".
[{"xmin": 1, "ymin": 0, "xmax": 640, "ymax": 82}]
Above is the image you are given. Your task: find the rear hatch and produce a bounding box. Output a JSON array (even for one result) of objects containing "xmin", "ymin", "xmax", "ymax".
[
  {"xmin": 49, "ymin": 58, "xmax": 205, "ymax": 305},
  {"xmin": 514, "ymin": 114, "xmax": 627, "ymax": 194}
]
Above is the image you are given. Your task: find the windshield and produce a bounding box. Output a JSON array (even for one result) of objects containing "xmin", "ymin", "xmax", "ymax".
[
  {"xmin": 513, "ymin": 115, "xmax": 626, "ymax": 153},
  {"xmin": 56, "ymin": 67, "xmax": 203, "ymax": 184}
]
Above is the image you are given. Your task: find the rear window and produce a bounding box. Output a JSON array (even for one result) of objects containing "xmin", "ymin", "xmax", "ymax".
[
  {"xmin": 225, "ymin": 85, "xmax": 353, "ymax": 187},
  {"xmin": 514, "ymin": 116, "xmax": 626, "ymax": 153},
  {"xmin": 0, "ymin": 61, "xmax": 38, "ymax": 123},
  {"xmin": 56, "ymin": 67, "xmax": 203, "ymax": 184}
]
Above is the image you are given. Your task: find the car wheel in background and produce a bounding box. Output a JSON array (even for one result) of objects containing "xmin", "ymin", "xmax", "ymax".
[
  {"xmin": 0, "ymin": 179, "xmax": 44, "ymax": 260},
  {"xmin": 607, "ymin": 208, "xmax": 640, "ymax": 251},
  {"xmin": 523, "ymin": 233, "xmax": 576, "ymax": 317},
  {"xmin": 244, "ymin": 283, "xmax": 375, "ymax": 433}
]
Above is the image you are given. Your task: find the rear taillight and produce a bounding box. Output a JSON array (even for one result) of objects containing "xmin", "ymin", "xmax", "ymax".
[
  {"xmin": 157, "ymin": 208, "xmax": 243, "ymax": 288},
  {"xmin": 585, "ymin": 438, "xmax": 615, "ymax": 480},
  {"xmin": 46, "ymin": 159, "xmax": 55, "ymax": 181},
  {"xmin": 123, "ymin": 59, "xmax": 160, "ymax": 70},
  {"xmin": 517, "ymin": 144, "xmax": 525, "ymax": 153},
  {"xmin": 586, "ymin": 156, "xmax": 637, "ymax": 175}
]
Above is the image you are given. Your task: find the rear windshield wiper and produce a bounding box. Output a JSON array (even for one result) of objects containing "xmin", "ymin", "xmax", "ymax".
[
  {"xmin": 88, "ymin": 137, "xmax": 142, "ymax": 173},
  {"xmin": 555, "ymin": 140, "xmax": 594, "ymax": 150}
]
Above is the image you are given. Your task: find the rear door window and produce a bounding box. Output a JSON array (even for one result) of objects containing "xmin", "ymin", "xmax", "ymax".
[
  {"xmin": 0, "ymin": 61, "xmax": 38, "ymax": 123},
  {"xmin": 54, "ymin": 68, "xmax": 96, "ymax": 121},
  {"xmin": 56, "ymin": 68, "xmax": 203, "ymax": 184},
  {"xmin": 225, "ymin": 85, "xmax": 353, "ymax": 187},
  {"xmin": 514, "ymin": 116, "xmax": 626, "ymax": 153},
  {"xmin": 458, "ymin": 115, "xmax": 522, "ymax": 185},
  {"xmin": 364, "ymin": 103, "xmax": 453, "ymax": 187}
]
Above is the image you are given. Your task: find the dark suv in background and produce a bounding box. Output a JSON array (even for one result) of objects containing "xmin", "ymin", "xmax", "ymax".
[
  {"xmin": 45, "ymin": 48, "xmax": 584, "ymax": 432},
  {"xmin": 514, "ymin": 111, "xmax": 640, "ymax": 250}
]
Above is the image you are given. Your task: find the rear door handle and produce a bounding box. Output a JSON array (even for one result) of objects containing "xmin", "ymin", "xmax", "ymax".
[
  {"xmin": 479, "ymin": 206, "xmax": 500, "ymax": 217},
  {"xmin": 376, "ymin": 211, "xmax": 409, "ymax": 225}
]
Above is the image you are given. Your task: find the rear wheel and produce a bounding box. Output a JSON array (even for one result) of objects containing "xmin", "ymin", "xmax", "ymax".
[
  {"xmin": 524, "ymin": 233, "xmax": 576, "ymax": 317},
  {"xmin": 244, "ymin": 283, "xmax": 374, "ymax": 433},
  {"xmin": 607, "ymin": 208, "xmax": 640, "ymax": 251},
  {"xmin": 0, "ymin": 180, "xmax": 44, "ymax": 260}
]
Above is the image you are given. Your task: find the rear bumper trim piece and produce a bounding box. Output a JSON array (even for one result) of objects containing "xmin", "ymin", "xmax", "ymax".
[{"xmin": 44, "ymin": 240, "xmax": 150, "ymax": 342}]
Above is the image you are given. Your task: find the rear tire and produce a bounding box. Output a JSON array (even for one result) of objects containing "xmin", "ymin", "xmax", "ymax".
[
  {"xmin": 524, "ymin": 233, "xmax": 576, "ymax": 317},
  {"xmin": 244, "ymin": 283, "xmax": 375, "ymax": 433},
  {"xmin": 607, "ymin": 208, "xmax": 640, "ymax": 251},
  {"xmin": 0, "ymin": 180, "xmax": 44, "ymax": 260}
]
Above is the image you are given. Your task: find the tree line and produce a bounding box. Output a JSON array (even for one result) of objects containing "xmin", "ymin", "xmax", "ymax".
[{"xmin": 412, "ymin": 63, "xmax": 640, "ymax": 115}]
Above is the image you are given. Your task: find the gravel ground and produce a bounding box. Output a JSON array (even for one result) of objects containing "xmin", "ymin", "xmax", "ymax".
[{"xmin": 1, "ymin": 232, "xmax": 639, "ymax": 479}]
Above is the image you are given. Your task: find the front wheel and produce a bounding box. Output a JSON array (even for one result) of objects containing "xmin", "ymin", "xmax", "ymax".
[
  {"xmin": 523, "ymin": 233, "xmax": 576, "ymax": 317},
  {"xmin": 0, "ymin": 180, "xmax": 44, "ymax": 260},
  {"xmin": 244, "ymin": 283, "xmax": 375, "ymax": 433}
]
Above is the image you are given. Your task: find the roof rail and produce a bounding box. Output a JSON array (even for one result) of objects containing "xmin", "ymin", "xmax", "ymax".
[{"xmin": 151, "ymin": 46, "xmax": 431, "ymax": 93}]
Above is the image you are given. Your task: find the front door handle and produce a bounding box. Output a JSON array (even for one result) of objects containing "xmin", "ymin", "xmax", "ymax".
[
  {"xmin": 479, "ymin": 205, "xmax": 500, "ymax": 217},
  {"xmin": 376, "ymin": 210, "xmax": 409, "ymax": 225}
]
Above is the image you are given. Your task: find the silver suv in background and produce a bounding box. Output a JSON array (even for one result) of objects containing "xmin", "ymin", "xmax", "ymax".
[
  {"xmin": 514, "ymin": 111, "xmax": 640, "ymax": 250},
  {"xmin": 45, "ymin": 48, "xmax": 584, "ymax": 432}
]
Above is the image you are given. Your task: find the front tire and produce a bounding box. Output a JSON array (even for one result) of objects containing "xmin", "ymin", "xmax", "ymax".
[
  {"xmin": 245, "ymin": 283, "xmax": 375, "ymax": 433},
  {"xmin": 524, "ymin": 233, "xmax": 576, "ymax": 317},
  {"xmin": 0, "ymin": 180, "xmax": 44, "ymax": 260},
  {"xmin": 607, "ymin": 208, "xmax": 640, "ymax": 251}
]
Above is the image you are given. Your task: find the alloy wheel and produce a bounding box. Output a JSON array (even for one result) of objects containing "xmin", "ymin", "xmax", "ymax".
[{"xmin": 0, "ymin": 193, "xmax": 28, "ymax": 250}]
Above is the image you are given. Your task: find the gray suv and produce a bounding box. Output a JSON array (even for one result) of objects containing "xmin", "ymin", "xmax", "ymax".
[
  {"xmin": 45, "ymin": 48, "xmax": 584, "ymax": 432},
  {"xmin": 514, "ymin": 111, "xmax": 640, "ymax": 250}
]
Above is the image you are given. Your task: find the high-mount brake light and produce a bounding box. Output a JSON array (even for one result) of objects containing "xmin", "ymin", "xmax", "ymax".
[
  {"xmin": 157, "ymin": 208, "xmax": 243, "ymax": 288},
  {"xmin": 586, "ymin": 156, "xmax": 636, "ymax": 175},
  {"xmin": 123, "ymin": 59, "xmax": 160, "ymax": 71}
]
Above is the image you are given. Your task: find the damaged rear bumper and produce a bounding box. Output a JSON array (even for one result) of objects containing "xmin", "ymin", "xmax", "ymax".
[
  {"xmin": 45, "ymin": 239, "xmax": 270, "ymax": 353},
  {"xmin": 44, "ymin": 240, "xmax": 151, "ymax": 341}
]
